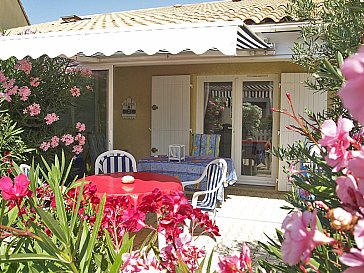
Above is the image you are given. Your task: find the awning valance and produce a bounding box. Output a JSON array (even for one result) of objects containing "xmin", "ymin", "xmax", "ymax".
[{"xmin": 0, "ymin": 22, "xmax": 272, "ymax": 60}]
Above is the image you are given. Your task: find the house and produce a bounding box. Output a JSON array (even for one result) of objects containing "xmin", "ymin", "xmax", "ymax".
[
  {"xmin": 0, "ymin": 0, "xmax": 327, "ymax": 191},
  {"xmin": 0, "ymin": 0, "xmax": 29, "ymax": 30}
]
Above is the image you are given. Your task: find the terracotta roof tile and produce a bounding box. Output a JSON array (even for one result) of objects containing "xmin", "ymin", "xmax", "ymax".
[{"xmin": 8, "ymin": 0, "xmax": 293, "ymax": 35}]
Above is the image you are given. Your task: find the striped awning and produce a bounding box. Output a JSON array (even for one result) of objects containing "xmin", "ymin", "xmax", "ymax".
[{"xmin": 0, "ymin": 21, "xmax": 272, "ymax": 60}]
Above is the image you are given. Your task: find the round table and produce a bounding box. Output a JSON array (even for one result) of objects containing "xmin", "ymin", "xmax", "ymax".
[{"xmin": 81, "ymin": 171, "xmax": 182, "ymax": 205}]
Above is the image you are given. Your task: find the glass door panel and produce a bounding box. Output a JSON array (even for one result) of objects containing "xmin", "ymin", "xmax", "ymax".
[
  {"xmin": 203, "ymin": 82, "xmax": 232, "ymax": 158},
  {"xmin": 241, "ymin": 81, "xmax": 273, "ymax": 177}
]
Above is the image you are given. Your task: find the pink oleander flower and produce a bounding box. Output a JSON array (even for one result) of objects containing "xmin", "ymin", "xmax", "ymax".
[
  {"xmin": 336, "ymin": 175, "xmax": 364, "ymax": 214},
  {"xmin": 161, "ymin": 233, "xmax": 206, "ymax": 272},
  {"xmin": 15, "ymin": 59, "xmax": 32, "ymax": 75},
  {"xmin": 217, "ymin": 243, "xmax": 253, "ymax": 273},
  {"xmin": 27, "ymin": 103, "xmax": 41, "ymax": 116},
  {"xmin": 40, "ymin": 141, "xmax": 51, "ymax": 151},
  {"xmin": 2, "ymin": 79, "xmax": 15, "ymax": 90},
  {"xmin": 340, "ymin": 220, "xmax": 364, "ymax": 273},
  {"xmin": 339, "ymin": 46, "xmax": 364, "ymax": 125},
  {"xmin": 0, "ymin": 93, "xmax": 11, "ymax": 102},
  {"xmin": 75, "ymin": 133, "xmax": 85, "ymax": 145},
  {"xmin": 50, "ymin": 136, "xmax": 59, "ymax": 148},
  {"xmin": 72, "ymin": 145, "xmax": 83, "ymax": 155},
  {"xmin": 347, "ymin": 148, "xmax": 364, "ymax": 180},
  {"xmin": 121, "ymin": 250, "xmax": 164, "ymax": 273},
  {"xmin": 44, "ymin": 113, "xmax": 60, "ymax": 125},
  {"xmin": 30, "ymin": 77, "xmax": 40, "ymax": 87},
  {"xmin": 281, "ymin": 210, "xmax": 334, "ymax": 266},
  {"xmin": 70, "ymin": 86, "xmax": 81, "ymax": 97},
  {"xmin": 0, "ymin": 71, "xmax": 7, "ymax": 83},
  {"xmin": 75, "ymin": 122, "xmax": 86, "ymax": 132},
  {"xmin": 0, "ymin": 174, "xmax": 31, "ymax": 201},
  {"xmin": 61, "ymin": 134, "xmax": 74, "ymax": 146},
  {"xmin": 6, "ymin": 85, "xmax": 18, "ymax": 96},
  {"xmin": 319, "ymin": 117, "xmax": 354, "ymax": 148},
  {"xmin": 325, "ymin": 143, "xmax": 351, "ymax": 172},
  {"xmin": 340, "ymin": 248, "xmax": 364, "ymax": 273},
  {"xmin": 18, "ymin": 86, "xmax": 31, "ymax": 101}
]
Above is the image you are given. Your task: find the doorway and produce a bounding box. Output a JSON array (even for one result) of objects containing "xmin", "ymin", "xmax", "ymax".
[{"xmin": 197, "ymin": 75, "xmax": 278, "ymax": 186}]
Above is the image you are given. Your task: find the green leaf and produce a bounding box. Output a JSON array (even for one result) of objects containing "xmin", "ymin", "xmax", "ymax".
[
  {"xmin": 29, "ymin": 199, "xmax": 68, "ymax": 244},
  {"xmin": 80, "ymin": 194, "xmax": 106, "ymax": 271},
  {"xmin": 0, "ymin": 253, "xmax": 61, "ymax": 263}
]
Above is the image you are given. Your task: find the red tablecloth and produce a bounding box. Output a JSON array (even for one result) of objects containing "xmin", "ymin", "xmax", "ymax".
[{"xmin": 81, "ymin": 172, "xmax": 182, "ymax": 205}]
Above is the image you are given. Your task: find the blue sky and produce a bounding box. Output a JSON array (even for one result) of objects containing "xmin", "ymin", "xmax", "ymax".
[{"xmin": 22, "ymin": 0, "xmax": 212, "ymax": 24}]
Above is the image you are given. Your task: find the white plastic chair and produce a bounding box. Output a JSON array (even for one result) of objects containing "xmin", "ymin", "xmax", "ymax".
[
  {"xmin": 94, "ymin": 150, "xmax": 137, "ymax": 174},
  {"xmin": 182, "ymin": 158, "xmax": 227, "ymax": 218},
  {"xmin": 20, "ymin": 164, "xmax": 31, "ymax": 178}
]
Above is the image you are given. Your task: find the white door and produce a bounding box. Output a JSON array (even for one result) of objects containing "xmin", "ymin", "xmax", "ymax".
[
  {"xmin": 277, "ymin": 73, "xmax": 327, "ymax": 191},
  {"xmin": 151, "ymin": 75, "xmax": 191, "ymax": 156},
  {"xmin": 235, "ymin": 76, "xmax": 278, "ymax": 186}
]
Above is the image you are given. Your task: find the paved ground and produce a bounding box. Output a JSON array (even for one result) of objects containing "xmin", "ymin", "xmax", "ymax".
[{"xmin": 197, "ymin": 184, "xmax": 290, "ymax": 270}]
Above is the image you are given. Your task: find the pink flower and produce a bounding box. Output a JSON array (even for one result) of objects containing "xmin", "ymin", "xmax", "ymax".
[
  {"xmin": 6, "ymin": 85, "xmax": 18, "ymax": 96},
  {"xmin": 0, "ymin": 174, "xmax": 30, "ymax": 201},
  {"xmin": 61, "ymin": 134, "xmax": 74, "ymax": 146},
  {"xmin": 50, "ymin": 136, "xmax": 59, "ymax": 148},
  {"xmin": 281, "ymin": 210, "xmax": 334, "ymax": 265},
  {"xmin": 40, "ymin": 141, "xmax": 51, "ymax": 151},
  {"xmin": 72, "ymin": 145, "xmax": 83, "ymax": 155},
  {"xmin": 217, "ymin": 243, "xmax": 252, "ymax": 273},
  {"xmin": 340, "ymin": 248, "xmax": 364, "ymax": 273},
  {"xmin": 0, "ymin": 71, "xmax": 7, "ymax": 83},
  {"xmin": 44, "ymin": 113, "xmax": 59, "ymax": 125},
  {"xmin": 336, "ymin": 175, "xmax": 364, "ymax": 214},
  {"xmin": 70, "ymin": 86, "xmax": 80, "ymax": 97},
  {"xmin": 27, "ymin": 103, "xmax": 41, "ymax": 116},
  {"xmin": 30, "ymin": 77, "xmax": 40, "ymax": 87},
  {"xmin": 339, "ymin": 46, "xmax": 364, "ymax": 125},
  {"xmin": 0, "ymin": 93, "xmax": 11, "ymax": 102},
  {"xmin": 354, "ymin": 219, "xmax": 364, "ymax": 249},
  {"xmin": 18, "ymin": 86, "xmax": 31, "ymax": 101},
  {"xmin": 348, "ymin": 148, "xmax": 364, "ymax": 179},
  {"xmin": 319, "ymin": 117, "xmax": 354, "ymax": 148},
  {"xmin": 75, "ymin": 133, "xmax": 85, "ymax": 145},
  {"xmin": 75, "ymin": 122, "xmax": 86, "ymax": 132},
  {"xmin": 325, "ymin": 143, "xmax": 351, "ymax": 172},
  {"xmin": 15, "ymin": 59, "xmax": 32, "ymax": 75},
  {"xmin": 2, "ymin": 79, "xmax": 15, "ymax": 90}
]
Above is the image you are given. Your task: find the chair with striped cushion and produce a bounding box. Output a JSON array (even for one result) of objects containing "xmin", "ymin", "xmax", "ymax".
[
  {"xmin": 94, "ymin": 150, "xmax": 137, "ymax": 174},
  {"xmin": 181, "ymin": 158, "xmax": 227, "ymax": 218},
  {"xmin": 20, "ymin": 164, "xmax": 31, "ymax": 178},
  {"xmin": 191, "ymin": 134, "xmax": 221, "ymax": 157}
]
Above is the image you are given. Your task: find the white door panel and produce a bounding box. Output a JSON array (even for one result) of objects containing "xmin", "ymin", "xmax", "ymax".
[{"xmin": 151, "ymin": 75, "xmax": 190, "ymax": 155}]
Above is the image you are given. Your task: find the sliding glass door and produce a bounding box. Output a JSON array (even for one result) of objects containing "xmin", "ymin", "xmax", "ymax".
[{"xmin": 197, "ymin": 75, "xmax": 277, "ymax": 186}]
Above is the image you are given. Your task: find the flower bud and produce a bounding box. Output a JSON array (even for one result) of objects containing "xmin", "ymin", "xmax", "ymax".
[{"xmin": 327, "ymin": 207, "xmax": 358, "ymax": 232}]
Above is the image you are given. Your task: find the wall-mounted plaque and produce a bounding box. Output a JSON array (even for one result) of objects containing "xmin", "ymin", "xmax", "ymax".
[{"xmin": 121, "ymin": 97, "xmax": 136, "ymax": 119}]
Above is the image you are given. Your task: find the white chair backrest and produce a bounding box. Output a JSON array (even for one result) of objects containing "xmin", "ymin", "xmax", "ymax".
[
  {"xmin": 199, "ymin": 158, "xmax": 227, "ymax": 209},
  {"xmin": 94, "ymin": 150, "xmax": 137, "ymax": 174},
  {"xmin": 20, "ymin": 164, "xmax": 31, "ymax": 178}
]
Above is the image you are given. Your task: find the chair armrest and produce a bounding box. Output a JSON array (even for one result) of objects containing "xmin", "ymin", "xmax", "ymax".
[
  {"xmin": 181, "ymin": 177, "xmax": 204, "ymax": 189},
  {"xmin": 191, "ymin": 187, "xmax": 220, "ymax": 207}
]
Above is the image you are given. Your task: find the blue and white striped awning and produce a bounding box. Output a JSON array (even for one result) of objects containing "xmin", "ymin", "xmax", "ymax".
[{"xmin": 0, "ymin": 21, "xmax": 272, "ymax": 60}]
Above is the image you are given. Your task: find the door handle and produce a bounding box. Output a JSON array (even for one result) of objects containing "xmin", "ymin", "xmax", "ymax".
[{"xmin": 151, "ymin": 147, "xmax": 158, "ymax": 153}]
